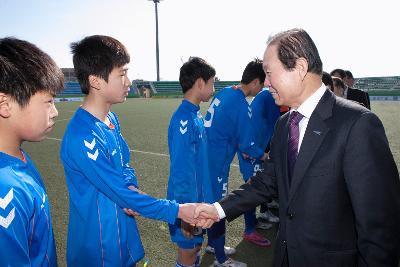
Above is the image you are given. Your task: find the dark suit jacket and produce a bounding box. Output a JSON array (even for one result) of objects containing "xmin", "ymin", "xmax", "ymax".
[
  {"xmin": 220, "ymin": 89, "xmax": 400, "ymax": 267},
  {"xmin": 347, "ymin": 87, "xmax": 370, "ymax": 110}
]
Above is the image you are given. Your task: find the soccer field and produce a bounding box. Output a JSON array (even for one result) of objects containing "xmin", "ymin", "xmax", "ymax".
[{"xmin": 22, "ymin": 99, "xmax": 400, "ymax": 267}]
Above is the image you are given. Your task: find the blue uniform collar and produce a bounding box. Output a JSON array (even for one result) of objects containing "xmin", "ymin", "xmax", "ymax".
[
  {"xmin": 181, "ymin": 99, "xmax": 200, "ymax": 112},
  {"xmin": 76, "ymin": 107, "xmax": 112, "ymax": 129},
  {"xmin": 0, "ymin": 150, "xmax": 31, "ymax": 167}
]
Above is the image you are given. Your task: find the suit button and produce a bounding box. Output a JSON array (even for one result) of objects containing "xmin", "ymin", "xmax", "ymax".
[
  {"xmin": 287, "ymin": 213, "xmax": 294, "ymax": 219},
  {"xmin": 282, "ymin": 240, "xmax": 287, "ymax": 245}
]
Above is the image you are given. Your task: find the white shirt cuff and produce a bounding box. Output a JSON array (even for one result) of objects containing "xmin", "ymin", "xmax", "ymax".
[{"xmin": 213, "ymin": 202, "xmax": 226, "ymax": 219}]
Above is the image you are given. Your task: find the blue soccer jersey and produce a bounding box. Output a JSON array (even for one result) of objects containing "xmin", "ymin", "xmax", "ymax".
[
  {"xmin": 238, "ymin": 88, "xmax": 280, "ymax": 180},
  {"xmin": 167, "ymin": 100, "xmax": 213, "ymax": 245},
  {"xmin": 60, "ymin": 107, "xmax": 179, "ymax": 267},
  {"xmin": 204, "ymin": 86, "xmax": 264, "ymax": 200},
  {"xmin": 0, "ymin": 151, "xmax": 57, "ymax": 267}
]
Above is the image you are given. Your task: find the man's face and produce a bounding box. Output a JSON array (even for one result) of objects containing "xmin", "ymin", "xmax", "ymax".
[
  {"xmin": 249, "ymin": 79, "xmax": 264, "ymax": 97},
  {"xmin": 263, "ymin": 44, "xmax": 302, "ymax": 107},
  {"xmin": 344, "ymin": 77, "xmax": 354, "ymax": 87},
  {"xmin": 101, "ymin": 65, "xmax": 132, "ymax": 104},
  {"xmin": 12, "ymin": 91, "xmax": 58, "ymax": 142},
  {"xmin": 200, "ymin": 77, "xmax": 215, "ymax": 102}
]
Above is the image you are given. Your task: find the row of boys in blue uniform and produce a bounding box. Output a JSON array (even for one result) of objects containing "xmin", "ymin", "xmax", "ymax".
[
  {"xmin": 0, "ymin": 36, "xmax": 217, "ymax": 267},
  {"xmin": 203, "ymin": 60, "xmax": 280, "ymax": 267},
  {"xmin": 0, "ymin": 35, "xmax": 278, "ymax": 267}
]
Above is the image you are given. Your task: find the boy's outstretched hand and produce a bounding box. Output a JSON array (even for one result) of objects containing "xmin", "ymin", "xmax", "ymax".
[
  {"xmin": 194, "ymin": 203, "xmax": 220, "ymax": 229},
  {"xmin": 178, "ymin": 203, "xmax": 219, "ymax": 226}
]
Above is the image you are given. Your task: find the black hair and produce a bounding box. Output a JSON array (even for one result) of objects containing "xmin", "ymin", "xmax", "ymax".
[
  {"xmin": 330, "ymin": 68, "xmax": 346, "ymax": 79},
  {"xmin": 322, "ymin": 71, "xmax": 333, "ymax": 90},
  {"xmin": 179, "ymin": 57, "xmax": 216, "ymax": 94},
  {"xmin": 240, "ymin": 58, "xmax": 265, "ymax": 84},
  {"xmin": 344, "ymin": 70, "xmax": 354, "ymax": 79},
  {"xmin": 268, "ymin": 28, "xmax": 323, "ymax": 75},
  {"xmin": 332, "ymin": 76, "xmax": 345, "ymax": 90},
  {"xmin": 71, "ymin": 35, "xmax": 130, "ymax": 94},
  {"xmin": 0, "ymin": 37, "xmax": 64, "ymax": 107}
]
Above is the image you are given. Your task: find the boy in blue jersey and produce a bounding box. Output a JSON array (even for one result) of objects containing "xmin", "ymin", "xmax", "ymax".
[
  {"xmin": 0, "ymin": 38, "xmax": 64, "ymax": 266},
  {"xmin": 237, "ymin": 88, "xmax": 280, "ymax": 240},
  {"xmin": 60, "ymin": 35, "xmax": 210, "ymax": 267},
  {"xmin": 204, "ymin": 59, "xmax": 269, "ymax": 267},
  {"xmin": 167, "ymin": 57, "xmax": 215, "ymax": 267}
]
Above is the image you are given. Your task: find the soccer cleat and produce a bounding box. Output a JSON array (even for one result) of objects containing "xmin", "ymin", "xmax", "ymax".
[
  {"xmin": 214, "ymin": 258, "xmax": 247, "ymax": 267},
  {"xmin": 255, "ymin": 221, "xmax": 273, "ymax": 230},
  {"xmin": 259, "ymin": 210, "xmax": 280, "ymax": 223},
  {"xmin": 267, "ymin": 199, "xmax": 279, "ymax": 209},
  {"xmin": 243, "ymin": 231, "xmax": 272, "ymax": 247},
  {"xmin": 205, "ymin": 245, "xmax": 236, "ymax": 256}
]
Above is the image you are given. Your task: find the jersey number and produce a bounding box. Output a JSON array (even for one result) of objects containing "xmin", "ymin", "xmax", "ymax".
[
  {"xmin": 204, "ymin": 98, "xmax": 221, "ymax": 128},
  {"xmin": 222, "ymin": 182, "xmax": 228, "ymax": 197}
]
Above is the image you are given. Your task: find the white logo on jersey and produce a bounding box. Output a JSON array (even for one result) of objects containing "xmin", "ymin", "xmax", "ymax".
[
  {"xmin": 41, "ymin": 193, "xmax": 46, "ymax": 210},
  {"xmin": 0, "ymin": 208, "xmax": 15, "ymax": 229},
  {"xmin": 84, "ymin": 137, "xmax": 99, "ymax": 161},
  {"xmin": 180, "ymin": 120, "xmax": 188, "ymax": 135},
  {"xmin": 180, "ymin": 127, "xmax": 187, "ymax": 134},
  {"xmin": 87, "ymin": 150, "xmax": 99, "ymax": 161},
  {"xmin": 0, "ymin": 188, "xmax": 13, "ymax": 210},
  {"xmin": 217, "ymin": 177, "xmax": 223, "ymax": 183},
  {"xmin": 247, "ymin": 106, "xmax": 252, "ymax": 118},
  {"xmin": 111, "ymin": 149, "xmax": 117, "ymax": 156},
  {"xmin": 84, "ymin": 138, "xmax": 96, "ymax": 150},
  {"xmin": 180, "ymin": 120, "xmax": 188, "ymax": 127}
]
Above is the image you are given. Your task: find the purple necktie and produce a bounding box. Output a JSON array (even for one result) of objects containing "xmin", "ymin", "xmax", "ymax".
[{"xmin": 287, "ymin": 111, "xmax": 304, "ymax": 184}]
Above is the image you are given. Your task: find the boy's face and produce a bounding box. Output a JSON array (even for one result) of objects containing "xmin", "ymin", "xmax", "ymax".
[
  {"xmin": 11, "ymin": 91, "xmax": 58, "ymax": 142},
  {"xmin": 200, "ymin": 77, "xmax": 215, "ymax": 102},
  {"xmin": 100, "ymin": 65, "xmax": 131, "ymax": 104},
  {"xmin": 249, "ymin": 78, "xmax": 264, "ymax": 97}
]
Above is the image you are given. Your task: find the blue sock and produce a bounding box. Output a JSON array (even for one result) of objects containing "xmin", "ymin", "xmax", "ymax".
[
  {"xmin": 213, "ymin": 235, "xmax": 227, "ymax": 263},
  {"xmin": 244, "ymin": 208, "xmax": 257, "ymax": 234},
  {"xmin": 207, "ymin": 220, "xmax": 227, "ymax": 263}
]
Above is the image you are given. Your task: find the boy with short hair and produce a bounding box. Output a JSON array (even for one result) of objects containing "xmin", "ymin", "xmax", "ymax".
[
  {"xmin": 0, "ymin": 37, "xmax": 64, "ymax": 266},
  {"xmin": 237, "ymin": 87, "xmax": 280, "ymax": 232},
  {"xmin": 167, "ymin": 57, "xmax": 215, "ymax": 267},
  {"xmin": 204, "ymin": 59, "xmax": 268, "ymax": 267},
  {"xmin": 60, "ymin": 35, "xmax": 203, "ymax": 266}
]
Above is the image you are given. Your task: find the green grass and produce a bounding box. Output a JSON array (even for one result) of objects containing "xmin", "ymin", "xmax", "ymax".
[
  {"xmin": 368, "ymin": 90, "xmax": 400, "ymax": 96},
  {"xmin": 22, "ymin": 99, "xmax": 400, "ymax": 267}
]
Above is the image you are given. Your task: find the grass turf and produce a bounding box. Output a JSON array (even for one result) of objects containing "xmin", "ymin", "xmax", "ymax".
[{"xmin": 22, "ymin": 99, "xmax": 399, "ymax": 267}]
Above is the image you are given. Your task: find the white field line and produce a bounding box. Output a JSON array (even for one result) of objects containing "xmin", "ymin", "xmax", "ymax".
[{"xmin": 45, "ymin": 137, "xmax": 239, "ymax": 167}]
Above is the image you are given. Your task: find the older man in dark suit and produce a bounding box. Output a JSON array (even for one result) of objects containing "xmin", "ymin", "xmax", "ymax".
[
  {"xmin": 345, "ymin": 69, "xmax": 371, "ymax": 109},
  {"xmin": 195, "ymin": 28, "xmax": 400, "ymax": 267},
  {"xmin": 331, "ymin": 68, "xmax": 371, "ymax": 109}
]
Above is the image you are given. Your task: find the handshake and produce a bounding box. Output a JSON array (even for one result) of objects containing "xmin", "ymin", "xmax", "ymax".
[{"xmin": 178, "ymin": 203, "xmax": 221, "ymax": 229}]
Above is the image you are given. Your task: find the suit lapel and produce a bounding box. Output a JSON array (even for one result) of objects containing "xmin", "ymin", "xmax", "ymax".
[{"xmin": 288, "ymin": 90, "xmax": 334, "ymax": 205}]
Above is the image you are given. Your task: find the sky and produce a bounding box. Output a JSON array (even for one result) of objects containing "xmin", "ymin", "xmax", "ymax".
[{"xmin": 0, "ymin": 0, "xmax": 399, "ymax": 81}]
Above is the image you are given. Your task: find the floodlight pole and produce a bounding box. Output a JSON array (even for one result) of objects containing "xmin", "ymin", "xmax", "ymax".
[{"xmin": 149, "ymin": 0, "xmax": 162, "ymax": 81}]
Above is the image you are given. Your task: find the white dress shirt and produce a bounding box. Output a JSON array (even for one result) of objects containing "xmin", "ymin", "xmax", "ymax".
[
  {"xmin": 293, "ymin": 84, "xmax": 327, "ymax": 152},
  {"xmin": 214, "ymin": 84, "xmax": 328, "ymax": 219}
]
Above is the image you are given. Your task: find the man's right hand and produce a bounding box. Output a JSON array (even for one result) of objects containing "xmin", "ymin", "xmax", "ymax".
[{"xmin": 194, "ymin": 203, "xmax": 220, "ymax": 228}]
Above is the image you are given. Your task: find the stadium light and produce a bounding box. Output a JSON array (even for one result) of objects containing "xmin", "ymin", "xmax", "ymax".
[{"xmin": 148, "ymin": 0, "xmax": 163, "ymax": 81}]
